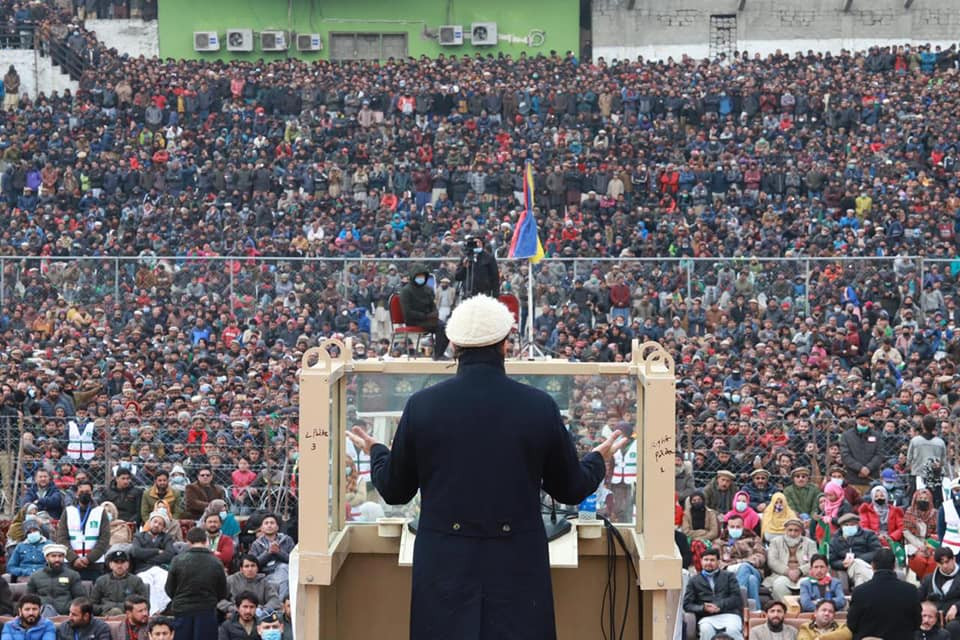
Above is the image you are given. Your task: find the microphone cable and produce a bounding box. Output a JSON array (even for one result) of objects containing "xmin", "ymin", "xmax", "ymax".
[{"xmin": 598, "ymin": 513, "xmax": 637, "ymax": 640}]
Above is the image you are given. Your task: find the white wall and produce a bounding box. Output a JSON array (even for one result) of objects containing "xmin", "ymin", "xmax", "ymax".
[
  {"xmin": 0, "ymin": 49, "xmax": 77, "ymax": 99},
  {"xmin": 595, "ymin": 38, "xmax": 960, "ymax": 64},
  {"xmin": 85, "ymin": 19, "xmax": 159, "ymax": 59},
  {"xmin": 592, "ymin": 0, "xmax": 960, "ymax": 62}
]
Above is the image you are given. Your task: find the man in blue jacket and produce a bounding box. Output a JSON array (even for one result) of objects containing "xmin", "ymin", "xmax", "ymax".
[
  {"xmin": 348, "ymin": 295, "xmax": 626, "ymax": 640},
  {"xmin": 7, "ymin": 519, "xmax": 48, "ymax": 582},
  {"xmin": 1, "ymin": 594, "xmax": 55, "ymax": 640},
  {"xmin": 19, "ymin": 471, "xmax": 63, "ymax": 520}
]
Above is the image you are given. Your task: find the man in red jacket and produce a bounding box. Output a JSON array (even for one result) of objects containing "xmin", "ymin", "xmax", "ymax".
[
  {"xmin": 204, "ymin": 512, "xmax": 234, "ymax": 572},
  {"xmin": 609, "ymin": 274, "xmax": 632, "ymax": 325}
]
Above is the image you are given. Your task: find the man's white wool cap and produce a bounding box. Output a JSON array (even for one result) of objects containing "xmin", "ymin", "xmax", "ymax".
[
  {"xmin": 445, "ymin": 295, "xmax": 514, "ymax": 347},
  {"xmin": 43, "ymin": 543, "xmax": 67, "ymax": 556}
]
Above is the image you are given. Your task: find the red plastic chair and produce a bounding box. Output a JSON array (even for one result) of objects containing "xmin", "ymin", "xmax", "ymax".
[
  {"xmin": 498, "ymin": 294, "xmax": 521, "ymax": 328},
  {"xmin": 389, "ymin": 294, "xmax": 428, "ymax": 354}
]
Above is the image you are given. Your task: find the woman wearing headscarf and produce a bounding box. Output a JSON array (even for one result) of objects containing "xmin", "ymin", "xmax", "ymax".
[
  {"xmin": 723, "ymin": 490, "xmax": 761, "ymax": 533},
  {"xmin": 904, "ymin": 488, "xmax": 939, "ymax": 580},
  {"xmin": 810, "ymin": 483, "xmax": 854, "ymax": 542},
  {"xmin": 681, "ymin": 490, "xmax": 720, "ymax": 543},
  {"xmin": 203, "ymin": 498, "xmax": 240, "ymax": 539},
  {"xmin": 859, "ymin": 485, "xmax": 904, "ymax": 543},
  {"xmin": 761, "ymin": 491, "xmax": 799, "ymax": 542}
]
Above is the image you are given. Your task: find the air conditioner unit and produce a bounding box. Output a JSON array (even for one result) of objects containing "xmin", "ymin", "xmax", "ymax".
[
  {"xmin": 261, "ymin": 30, "xmax": 288, "ymax": 52},
  {"xmin": 470, "ymin": 22, "xmax": 498, "ymax": 46},
  {"xmin": 296, "ymin": 33, "xmax": 323, "ymax": 51},
  {"xmin": 437, "ymin": 25, "xmax": 463, "ymax": 46},
  {"xmin": 226, "ymin": 29, "xmax": 254, "ymax": 52},
  {"xmin": 193, "ymin": 31, "xmax": 220, "ymax": 52}
]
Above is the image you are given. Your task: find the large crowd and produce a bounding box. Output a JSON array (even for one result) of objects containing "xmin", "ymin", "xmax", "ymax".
[{"xmin": 0, "ymin": 0, "xmax": 957, "ymax": 637}]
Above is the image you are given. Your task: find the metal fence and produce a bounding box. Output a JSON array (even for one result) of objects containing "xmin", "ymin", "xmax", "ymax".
[
  {"xmin": 0, "ymin": 253, "xmax": 941, "ymax": 315},
  {"xmin": 1, "ymin": 253, "xmax": 954, "ymax": 516}
]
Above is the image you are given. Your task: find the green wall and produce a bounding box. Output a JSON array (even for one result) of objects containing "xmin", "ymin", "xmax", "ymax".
[{"xmin": 158, "ymin": 0, "xmax": 579, "ymax": 61}]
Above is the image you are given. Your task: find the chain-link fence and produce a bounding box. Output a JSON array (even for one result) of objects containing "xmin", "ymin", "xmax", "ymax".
[{"xmin": 2, "ymin": 253, "xmax": 959, "ymax": 518}]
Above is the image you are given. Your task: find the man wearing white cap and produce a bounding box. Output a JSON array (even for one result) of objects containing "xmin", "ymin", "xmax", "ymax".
[
  {"xmin": 26, "ymin": 543, "xmax": 85, "ymax": 618},
  {"xmin": 348, "ymin": 295, "xmax": 628, "ymax": 640}
]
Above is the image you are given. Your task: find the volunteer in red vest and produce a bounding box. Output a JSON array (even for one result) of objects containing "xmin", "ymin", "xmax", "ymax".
[
  {"xmin": 54, "ymin": 480, "xmax": 111, "ymax": 580},
  {"xmin": 938, "ymin": 477, "xmax": 960, "ymax": 554}
]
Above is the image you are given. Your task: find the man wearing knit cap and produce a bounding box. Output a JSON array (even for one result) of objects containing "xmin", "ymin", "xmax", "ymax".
[{"xmin": 347, "ymin": 294, "xmax": 628, "ymax": 640}]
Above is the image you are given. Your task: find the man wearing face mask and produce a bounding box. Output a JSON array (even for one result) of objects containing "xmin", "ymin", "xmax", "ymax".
[
  {"xmin": 398, "ymin": 264, "xmax": 448, "ymax": 359},
  {"xmin": 256, "ymin": 610, "xmax": 285, "ymax": 640},
  {"xmin": 454, "ymin": 236, "xmax": 499, "ymax": 299},
  {"xmin": 828, "ymin": 513, "xmax": 880, "ymax": 588},
  {"xmin": 7, "ymin": 518, "xmax": 50, "ymax": 582},
  {"xmin": 766, "ymin": 518, "xmax": 819, "ymax": 601},
  {"xmin": 718, "ymin": 514, "xmax": 766, "ymax": 614},
  {"xmin": 749, "ymin": 600, "xmax": 797, "ymax": 640},
  {"xmin": 684, "ymin": 548, "xmax": 744, "ymax": 640},
  {"xmin": 54, "ymin": 480, "xmax": 110, "ymax": 580},
  {"xmin": 839, "ymin": 413, "xmax": 883, "ymax": 494}
]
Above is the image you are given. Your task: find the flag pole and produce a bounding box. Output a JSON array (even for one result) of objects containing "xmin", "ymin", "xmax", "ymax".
[{"xmin": 526, "ymin": 260, "xmax": 535, "ymax": 358}]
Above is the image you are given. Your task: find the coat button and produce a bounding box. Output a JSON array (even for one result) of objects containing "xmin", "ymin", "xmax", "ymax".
[
  {"xmin": 501, "ymin": 524, "xmax": 511, "ymax": 533},
  {"xmin": 452, "ymin": 522, "xmax": 461, "ymax": 531}
]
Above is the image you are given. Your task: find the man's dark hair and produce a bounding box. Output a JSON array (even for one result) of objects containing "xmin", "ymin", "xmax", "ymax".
[
  {"xmin": 239, "ymin": 553, "xmax": 260, "ymax": 569},
  {"xmin": 235, "ymin": 590, "xmax": 259, "ymax": 607},
  {"xmin": 124, "ymin": 595, "xmax": 148, "ymax": 612},
  {"xmin": 154, "ymin": 470, "xmax": 169, "ymax": 480},
  {"xmin": 815, "ymin": 599, "xmax": 837, "ymax": 612},
  {"xmin": 70, "ymin": 597, "xmax": 94, "ymax": 617},
  {"xmin": 18, "ymin": 594, "xmax": 42, "ymax": 610},
  {"xmin": 809, "ymin": 553, "xmax": 828, "ymax": 566},
  {"xmin": 76, "ymin": 480, "xmax": 93, "ymax": 491},
  {"xmin": 764, "ymin": 600, "xmax": 786, "ymax": 613},
  {"xmin": 935, "ymin": 546, "xmax": 955, "ymax": 563},
  {"xmin": 185, "ymin": 527, "xmax": 207, "ymax": 544},
  {"xmin": 923, "ymin": 414, "xmax": 937, "ymax": 432},
  {"xmin": 115, "ymin": 467, "xmax": 132, "ymax": 478},
  {"xmin": 701, "ymin": 548, "xmax": 720, "ymax": 560},
  {"xmin": 872, "ymin": 547, "xmax": 896, "ymax": 571},
  {"xmin": 148, "ymin": 616, "xmax": 175, "ymax": 632}
]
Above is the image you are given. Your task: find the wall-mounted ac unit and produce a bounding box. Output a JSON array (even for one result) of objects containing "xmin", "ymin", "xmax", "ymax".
[
  {"xmin": 296, "ymin": 33, "xmax": 323, "ymax": 51},
  {"xmin": 470, "ymin": 22, "xmax": 498, "ymax": 46},
  {"xmin": 438, "ymin": 25, "xmax": 463, "ymax": 46},
  {"xmin": 261, "ymin": 30, "xmax": 288, "ymax": 52},
  {"xmin": 226, "ymin": 29, "xmax": 254, "ymax": 52},
  {"xmin": 193, "ymin": 31, "xmax": 220, "ymax": 52}
]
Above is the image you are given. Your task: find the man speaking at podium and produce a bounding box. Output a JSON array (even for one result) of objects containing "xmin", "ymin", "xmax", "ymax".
[{"xmin": 347, "ymin": 295, "xmax": 627, "ymax": 640}]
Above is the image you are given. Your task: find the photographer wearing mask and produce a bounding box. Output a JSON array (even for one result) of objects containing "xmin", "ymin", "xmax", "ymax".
[
  {"xmin": 454, "ymin": 236, "xmax": 499, "ymax": 299},
  {"xmin": 398, "ymin": 264, "xmax": 448, "ymax": 360}
]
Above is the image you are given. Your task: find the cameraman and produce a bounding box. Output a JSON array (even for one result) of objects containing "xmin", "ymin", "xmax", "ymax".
[{"xmin": 454, "ymin": 236, "xmax": 499, "ymax": 299}]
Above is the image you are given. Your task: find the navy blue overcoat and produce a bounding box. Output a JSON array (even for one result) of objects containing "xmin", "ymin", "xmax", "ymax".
[{"xmin": 370, "ymin": 349, "xmax": 606, "ymax": 640}]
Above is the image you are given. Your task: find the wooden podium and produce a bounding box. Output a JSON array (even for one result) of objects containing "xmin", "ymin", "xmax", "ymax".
[{"xmin": 293, "ymin": 340, "xmax": 682, "ymax": 640}]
